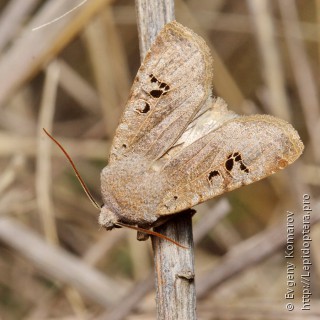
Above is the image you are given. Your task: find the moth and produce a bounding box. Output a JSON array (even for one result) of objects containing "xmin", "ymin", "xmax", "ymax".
[{"xmin": 46, "ymin": 21, "xmax": 303, "ymax": 241}]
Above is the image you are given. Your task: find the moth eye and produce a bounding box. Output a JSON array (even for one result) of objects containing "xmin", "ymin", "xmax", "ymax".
[
  {"xmin": 136, "ymin": 102, "xmax": 151, "ymax": 114},
  {"xmin": 208, "ymin": 170, "xmax": 220, "ymax": 180},
  {"xmin": 225, "ymin": 158, "xmax": 234, "ymax": 171},
  {"xmin": 150, "ymin": 90, "xmax": 163, "ymax": 98}
]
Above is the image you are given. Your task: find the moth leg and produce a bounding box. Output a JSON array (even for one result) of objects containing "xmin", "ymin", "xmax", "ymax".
[{"xmin": 137, "ymin": 231, "xmax": 149, "ymax": 241}]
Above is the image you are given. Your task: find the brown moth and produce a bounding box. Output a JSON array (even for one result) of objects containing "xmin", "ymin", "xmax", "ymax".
[{"xmin": 97, "ymin": 21, "xmax": 304, "ymax": 231}]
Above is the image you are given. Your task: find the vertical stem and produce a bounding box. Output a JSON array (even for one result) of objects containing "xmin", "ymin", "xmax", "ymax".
[
  {"xmin": 135, "ymin": 1, "xmax": 196, "ymax": 319},
  {"xmin": 152, "ymin": 212, "xmax": 196, "ymax": 320},
  {"xmin": 135, "ymin": 0, "xmax": 175, "ymax": 59}
]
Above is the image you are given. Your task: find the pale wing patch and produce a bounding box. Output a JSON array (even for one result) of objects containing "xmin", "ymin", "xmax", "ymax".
[
  {"xmin": 157, "ymin": 114, "xmax": 304, "ymax": 215},
  {"xmin": 160, "ymin": 97, "xmax": 238, "ymax": 160},
  {"xmin": 109, "ymin": 21, "xmax": 213, "ymax": 163}
]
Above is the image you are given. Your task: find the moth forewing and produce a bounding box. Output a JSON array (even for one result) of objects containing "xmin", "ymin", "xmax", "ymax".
[{"xmin": 109, "ymin": 21, "xmax": 214, "ymax": 164}]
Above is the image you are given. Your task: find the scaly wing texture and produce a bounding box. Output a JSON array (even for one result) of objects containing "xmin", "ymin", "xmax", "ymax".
[
  {"xmin": 157, "ymin": 108, "xmax": 304, "ymax": 215},
  {"xmin": 109, "ymin": 21, "xmax": 213, "ymax": 163}
]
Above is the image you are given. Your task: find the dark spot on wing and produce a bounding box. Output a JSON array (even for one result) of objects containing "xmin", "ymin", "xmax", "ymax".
[
  {"xmin": 142, "ymin": 103, "xmax": 150, "ymax": 113},
  {"xmin": 240, "ymin": 163, "xmax": 246, "ymax": 171},
  {"xmin": 149, "ymin": 74, "xmax": 157, "ymax": 83},
  {"xmin": 225, "ymin": 158, "xmax": 234, "ymax": 171},
  {"xmin": 208, "ymin": 170, "xmax": 220, "ymax": 180},
  {"xmin": 225, "ymin": 152, "xmax": 250, "ymax": 174},
  {"xmin": 139, "ymin": 102, "xmax": 150, "ymax": 113},
  {"xmin": 135, "ymin": 102, "xmax": 151, "ymax": 114},
  {"xmin": 150, "ymin": 90, "xmax": 163, "ymax": 98},
  {"xmin": 148, "ymin": 74, "xmax": 170, "ymax": 98}
]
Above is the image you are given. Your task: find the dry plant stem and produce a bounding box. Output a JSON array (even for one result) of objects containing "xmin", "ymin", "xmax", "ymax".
[
  {"xmin": 0, "ymin": 217, "xmax": 126, "ymax": 307},
  {"xmin": 98, "ymin": 275, "xmax": 154, "ymax": 320},
  {"xmin": 0, "ymin": 0, "xmax": 39, "ymax": 51},
  {"xmin": 57, "ymin": 59, "xmax": 100, "ymax": 114},
  {"xmin": 99, "ymin": 200, "xmax": 230, "ymax": 320},
  {"xmin": 36, "ymin": 61, "xmax": 60, "ymax": 245},
  {"xmin": 247, "ymin": 0, "xmax": 291, "ymax": 121},
  {"xmin": 135, "ymin": 0, "xmax": 175, "ymax": 61},
  {"xmin": 0, "ymin": 133, "xmax": 109, "ymax": 159},
  {"xmin": 175, "ymin": 0, "xmax": 244, "ymax": 107},
  {"xmin": 197, "ymin": 202, "xmax": 320, "ymax": 297},
  {"xmin": 0, "ymin": 0, "xmax": 112, "ymax": 107},
  {"xmin": 114, "ymin": 6, "xmax": 320, "ymax": 42},
  {"xmin": 152, "ymin": 214, "xmax": 196, "ymax": 320},
  {"xmin": 135, "ymin": 1, "xmax": 196, "ymax": 319},
  {"xmin": 83, "ymin": 8, "xmax": 126, "ymax": 136},
  {"xmin": 278, "ymin": 1, "xmax": 320, "ymax": 162}
]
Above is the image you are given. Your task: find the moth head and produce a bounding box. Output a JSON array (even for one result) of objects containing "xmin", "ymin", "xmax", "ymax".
[{"xmin": 98, "ymin": 206, "xmax": 118, "ymax": 230}]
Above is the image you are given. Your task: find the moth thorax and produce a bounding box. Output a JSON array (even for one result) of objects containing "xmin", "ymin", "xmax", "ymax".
[{"xmin": 99, "ymin": 206, "xmax": 118, "ymax": 230}]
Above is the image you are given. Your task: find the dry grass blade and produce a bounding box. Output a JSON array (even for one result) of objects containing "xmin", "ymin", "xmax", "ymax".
[
  {"xmin": 278, "ymin": 1, "xmax": 320, "ymax": 161},
  {"xmin": 197, "ymin": 202, "xmax": 320, "ymax": 297},
  {"xmin": 0, "ymin": 133, "xmax": 109, "ymax": 159},
  {"xmin": 83, "ymin": 7, "xmax": 127, "ymax": 136},
  {"xmin": 0, "ymin": 0, "xmax": 39, "ymax": 51},
  {"xmin": 0, "ymin": 0, "xmax": 113, "ymax": 107},
  {"xmin": 58, "ymin": 59, "xmax": 100, "ymax": 114},
  {"xmin": 247, "ymin": 0, "xmax": 291, "ymax": 121},
  {"xmin": 0, "ymin": 217, "xmax": 126, "ymax": 307},
  {"xmin": 176, "ymin": 0, "xmax": 244, "ymax": 107},
  {"xmin": 36, "ymin": 61, "xmax": 60, "ymax": 244}
]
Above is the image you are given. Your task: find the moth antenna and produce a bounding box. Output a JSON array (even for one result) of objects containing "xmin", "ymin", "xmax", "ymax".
[
  {"xmin": 115, "ymin": 222, "xmax": 188, "ymax": 249},
  {"xmin": 43, "ymin": 128, "xmax": 101, "ymax": 210}
]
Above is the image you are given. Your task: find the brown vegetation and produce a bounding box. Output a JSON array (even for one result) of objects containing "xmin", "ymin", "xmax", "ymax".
[{"xmin": 0, "ymin": 0, "xmax": 319, "ymax": 319}]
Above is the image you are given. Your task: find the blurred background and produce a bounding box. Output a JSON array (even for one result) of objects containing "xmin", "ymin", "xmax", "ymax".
[{"xmin": 0, "ymin": 0, "xmax": 319, "ymax": 319}]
